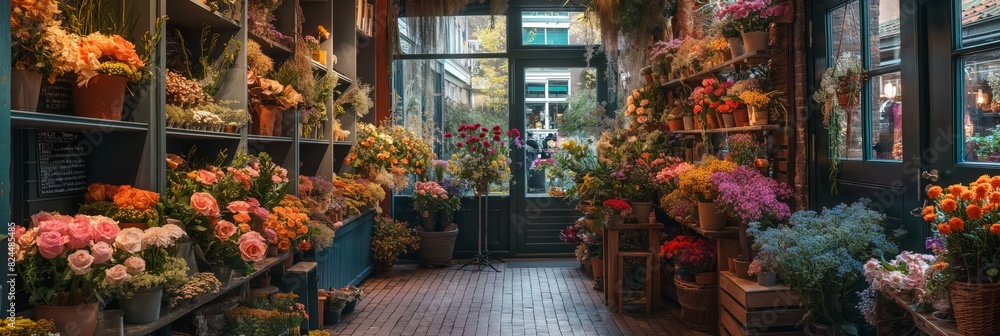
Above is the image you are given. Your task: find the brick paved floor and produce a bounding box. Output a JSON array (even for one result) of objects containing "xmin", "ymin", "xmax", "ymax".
[{"xmin": 328, "ymin": 260, "xmax": 712, "ymax": 336}]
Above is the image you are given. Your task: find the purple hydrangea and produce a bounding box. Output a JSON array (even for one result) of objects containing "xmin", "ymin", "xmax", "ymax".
[{"xmin": 711, "ymin": 166, "xmax": 793, "ymax": 224}]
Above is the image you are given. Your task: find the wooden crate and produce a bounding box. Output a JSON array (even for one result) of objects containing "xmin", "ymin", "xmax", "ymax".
[{"xmin": 719, "ymin": 271, "xmax": 806, "ymax": 336}]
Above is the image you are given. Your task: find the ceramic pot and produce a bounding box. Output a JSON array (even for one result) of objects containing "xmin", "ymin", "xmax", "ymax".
[
  {"xmin": 757, "ymin": 272, "xmax": 777, "ymax": 286},
  {"xmin": 734, "ymin": 260, "xmax": 753, "ymax": 279},
  {"xmin": 591, "ymin": 257, "xmax": 604, "ymax": 280},
  {"xmin": 721, "ymin": 113, "xmax": 736, "ymax": 128},
  {"xmin": 324, "ymin": 301, "xmax": 347, "ymax": 326},
  {"xmin": 742, "ymin": 31, "xmax": 770, "ymax": 53},
  {"xmin": 251, "ymin": 105, "xmax": 279, "ymax": 136},
  {"xmin": 416, "ymin": 229, "xmax": 459, "ymax": 267},
  {"xmin": 682, "ymin": 116, "xmax": 695, "ymax": 130},
  {"xmin": 12, "ymin": 69, "xmax": 43, "ymax": 111},
  {"xmin": 733, "ymin": 108, "xmax": 750, "ymax": 127},
  {"xmin": 35, "ymin": 301, "xmax": 99, "ymax": 336},
  {"xmin": 118, "ymin": 222, "xmax": 149, "ymax": 230},
  {"xmin": 73, "ymin": 74, "xmax": 128, "ymax": 121},
  {"xmin": 704, "ymin": 114, "xmax": 720, "ymax": 129},
  {"xmin": 119, "ymin": 286, "xmax": 163, "ymax": 324},
  {"xmin": 343, "ymin": 299, "xmax": 359, "ymax": 314},
  {"xmin": 667, "ymin": 119, "xmax": 685, "ymax": 131},
  {"xmin": 727, "ymin": 37, "xmax": 746, "ymax": 59},
  {"xmin": 695, "ymin": 272, "xmax": 718, "ymax": 285},
  {"xmin": 697, "ymin": 202, "xmax": 726, "ymax": 230},
  {"xmin": 629, "ymin": 201, "xmax": 654, "ymax": 224},
  {"xmin": 610, "ymin": 213, "xmax": 625, "ymax": 226}
]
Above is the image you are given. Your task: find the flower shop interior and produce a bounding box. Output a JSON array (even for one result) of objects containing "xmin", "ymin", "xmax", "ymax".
[{"xmin": 5, "ymin": 0, "xmax": 1000, "ymax": 335}]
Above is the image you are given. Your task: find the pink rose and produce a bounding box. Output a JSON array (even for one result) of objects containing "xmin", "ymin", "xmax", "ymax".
[
  {"xmin": 237, "ymin": 231, "xmax": 265, "ymax": 245},
  {"xmin": 67, "ymin": 250, "xmax": 95, "ymax": 275},
  {"xmin": 12, "ymin": 226, "xmax": 25, "ymax": 241},
  {"xmin": 124, "ymin": 256, "xmax": 146, "ymax": 275},
  {"xmin": 92, "ymin": 217, "xmax": 121, "ymax": 244},
  {"xmin": 264, "ymin": 228, "xmax": 277, "ymax": 241},
  {"xmin": 36, "ymin": 218, "xmax": 69, "ymax": 235},
  {"xmin": 246, "ymin": 198, "xmax": 261, "ymax": 207},
  {"xmin": 31, "ymin": 212, "xmax": 56, "ymax": 226},
  {"xmin": 91, "ymin": 241, "xmax": 113, "ymax": 264},
  {"xmin": 115, "ymin": 227, "xmax": 144, "ymax": 253},
  {"xmin": 190, "ymin": 192, "xmax": 220, "ymax": 217},
  {"xmin": 214, "ymin": 220, "xmax": 238, "ymax": 241},
  {"xmin": 238, "ymin": 237, "xmax": 267, "ymax": 262},
  {"xmin": 227, "ymin": 201, "xmax": 251, "ymax": 213},
  {"xmin": 250, "ymin": 207, "xmax": 270, "ymax": 221},
  {"xmin": 104, "ymin": 265, "xmax": 131, "ymax": 286},
  {"xmin": 271, "ymin": 175, "xmax": 282, "ymax": 183},
  {"xmin": 196, "ymin": 169, "xmax": 217, "ymax": 185},
  {"xmin": 67, "ymin": 216, "xmax": 95, "ymax": 249},
  {"xmin": 36, "ymin": 231, "xmax": 67, "ymax": 258},
  {"xmin": 333, "ymin": 221, "xmax": 344, "ymax": 229}
]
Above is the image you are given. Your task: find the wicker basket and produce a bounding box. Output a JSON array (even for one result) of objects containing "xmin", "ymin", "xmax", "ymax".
[
  {"xmin": 675, "ymin": 278, "xmax": 718, "ymax": 332},
  {"xmin": 950, "ymin": 281, "xmax": 1000, "ymax": 336}
]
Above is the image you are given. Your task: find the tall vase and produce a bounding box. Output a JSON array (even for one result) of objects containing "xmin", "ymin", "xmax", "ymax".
[
  {"xmin": 72, "ymin": 74, "xmax": 128, "ymax": 121},
  {"xmin": 35, "ymin": 301, "xmax": 99, "ymax": 336},
  {"xmin": 741, "ymin": 31, "xmax": 770, "ymax": 53},
  {"xmin": 727, "ymin": 37, "xmax": 746, "ymax": 58},
  {"xmin": 118, "ymin": 287, "xmax": 164, "ymax": 324},
  {"xmin": 12, "ymin": 69, "xmax": 43, "ymax": 111},
  {"xmin": 251, "ymin": 105, "xmax": 279, "ymax": 136}
]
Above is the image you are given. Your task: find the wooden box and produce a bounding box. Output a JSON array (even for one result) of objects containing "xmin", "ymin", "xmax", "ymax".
[{"xmin": 719, "ymin": 271, "xmax": 806, "ymax": 336}]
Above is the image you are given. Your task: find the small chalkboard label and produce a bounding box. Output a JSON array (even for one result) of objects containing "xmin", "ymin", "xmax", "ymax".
[
  {"xmin": 37, "ymin": 76, "xmax": 74, "ymax": 114},
  {"xmin": 37, "ymin": 131, "xmax": 88, "ymax": 195}
]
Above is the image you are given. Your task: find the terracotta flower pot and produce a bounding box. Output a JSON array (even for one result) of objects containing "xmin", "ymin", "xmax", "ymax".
[
  {"xmin": 704, "ymin": 115, "xmax": 720, "ymax": 129},
  {"xmin": 682, "ymin": 116, "xmax": 695, "ymax": 130},
  {"xmin": 225, "ymin": 125, "xmax": 238, "ymax": 133},
  {"xmin": 35, "ymin": 301, "xmax": 99, "ymax": 336},
  {"xmin": 742, "ymin": 31, "xmax": 770, "ymax": 53},
  {"xmin": 695, "ymin": 272, "xmax": 718, "ymax": 285},
  {"xmin": 643, "ymin": 74, "xmax": 654, "ymax": 86},
  {"xmin": 721, "ymin": 113, "xmax": 737, "ymax": 128},
  {"xmin": 667, "ymin": 119, "xmax": 685, "ymax": 131},
  {"xmin": 12, "ymin": 69, "xmax": 43, "ymax": 111},
  {"xmin": 697, "ymin": 202, "xmax": 726, "ymax": 230},
  {"xmin": 629, "ymin": 201, "xmax": 654, "ymax": 224},
  {"xmin": 72, "ymin": 74, "xmax": 128, "ymax": 121},
  {"xmin": 734, "ymin": 259, "xmax": 753, "ymax": 279},
  {"xmin": 591, "ymin": 257, "xmax": 604, "ymax": 280},
  {"xmin": 251, "ymin": 105, "xmax": 279, "ymax": 136},
  {"xmin": 733, "ymin": 108, "xmax": 750, "ymax": 127},
  {"xmin": 728, "ymin": 37, "xmax": 746, "ymax": 59},
  {"xmin": 273, "ymin": 110, "xmax": 286, "ymax": 136},
  {"xmin": 749, "ymin": 106, "xmax": 769, "ymax": 125},
  {"xmin": 757, "ymin": 272, "xmax": 777, "ymax": 286},
  {"xmin": 837, "ymin": 92, "xmax": 857, "ymax": 109}
]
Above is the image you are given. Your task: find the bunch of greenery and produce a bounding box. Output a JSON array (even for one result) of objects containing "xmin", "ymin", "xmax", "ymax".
[
  {"xmin": 968, "ymin": 125, "xmax": 1000, "ymax": 160},
  {"xmin": 371, "ymin": 216, "xmax": 420, "ymax": 265}
]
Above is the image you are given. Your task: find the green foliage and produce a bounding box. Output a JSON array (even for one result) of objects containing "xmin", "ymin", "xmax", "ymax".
[
  {"xmin": 371, "ymin": 216, "xmax": 420, "ymax": 264},
  {"xmin": 62, "ymin": 0, "xmax": 137, "ymax": 37},
  {"xmin": 968, "ymin": 125, "xmax": 1000, "ymax": 159},
  {"xmin": 561, "ymin": 89, "xmax": 599, "ymax": 138},
  {"xmin": 472, "ymin": 20, "xmax": 509, "ymax": 114}
]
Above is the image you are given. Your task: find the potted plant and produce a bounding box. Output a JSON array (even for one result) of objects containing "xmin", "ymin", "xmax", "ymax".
[
  {"xmin": 323, "ymin": 290, "xmax": 351, "ymax": 326},
  {"xmin": 677, "ymin": 156, "xmax": 737, "ymax": 230},
  {"xmin": 748, "ymin": 200, "xmax": 901, "ymax": 336},
  {"xmin": 661, "ymin": 235, "xmax": 717, "ymax": 284},
  {"xmin": 923, "ymin": 177, "xmax": 1000, "ymax": 335},
  {"xmin": 664, "ymin": 105, "xmax": 686, "ymax": 132},
  {"xmin": 443, "ymin": 124, "xmax": 522, "ymax": 195},
  {"xmin": 717, "ymin": 0, "xmax": 788, "ymax": 53},
  {"xmin": 724, "ymin": 134, "xmax": 762, "ymax": 167},
  {"xmin": 248, "ymin": 72, "xmax": 302, "ymax": 136},
  {"xmin": 340, "ymin": 286, "xmax": 366, "ymax": 314},
  {"xmin": 372, "ymin": 216, "xmax": 420, "ymax": 274},
  {"xmin": 13, "ymin": 212, "xmax": 123, "ymax": 335},
  {"xmin": 105, "ymin": 225, "xmax": 189, "ymax": 324},
  {"xmin": 711, "ymin": 165, "xmax": 792, "ymax": 277},
  {"xmin": 11, "ymin": 0, "xmax": 65, "ymax": 111},
  {"xmin": 718, "ymin": 16, "xmax": 745, "ymax": 58},
  {"xmin": 166, "ymin": 272, "xmax": 222, "ymax": 308},
  {"xmin": 307, "ymin": 25, "xmax": 330, "ymax": 64},
  {"xmin": 747, "ymin": 249, "xmax": 779, "ymax": 286},
  {"xmin": 78, "ymin": 183, "xmax": 162, "ymax": 230},
  {"xmin": 412, "ymin": 179, "xmax": 462, "ymax": 267},
  {"xmin": 640, "ymin": 66, "xmax": 654, "ymax": 86},
  {"xmin": 650, "ymin": 39, "xmax": 682, "ymax": 83},
  {"xmin": 602, "ymin": 199, "xmax": 631, "ymax": 226}
]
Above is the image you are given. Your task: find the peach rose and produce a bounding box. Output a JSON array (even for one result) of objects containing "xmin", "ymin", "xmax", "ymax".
[
  {"xmin": 214, "ymin": 220, "xmax": 238, "ymax": 241},
  {"xmin": 238, "ymin": 236, "xmax": 267, "ymax": 262},
  {"xmin": 68, "ymin": 250, "xmax": 95, "ymax": 275},
  {"xmin": 237, "ymin": 231, "xmax": 265, "ymax": 245},
  {"xmin": 190, "ymin": 192, "xmax": 220, "ymax": 217},
  {"xmin": 36, "ymin": 231, "xmax": 67, "ymax": 259},
  {"xmin": 233, "ymin": 212, "xmax": 251, "ymax": 224},
  {"xmin": 115, "ymin": 227, "xmax": 144, "ymax": 253},
  {"xmin": 91, "ymin": 241, "xmax": 113, "ymax": 264},
  {"xmin": 66, "ymin": 216, "xmax": 95, "ymax": 249},
  {"xmin": 227, "ymin": 201, "xmax": 251, "ymax": 213},
  {"xmin": 196, "ymin": 170, "xmax": 217, "ymax": 185},
  {"xmin": 92, "ymin": 217, "xmax": 121, "ymax": 244},
  {"xmin": 15, "ymin": 228, "xmax": 39, "ymax": 261},
  {"xmin": 105, "ymin": 264, "xmax": 131, "ymax": 286},
  {"xmin": 124, "ymin": 256, "xmax": 146, "ymax": 275},
  {"xmin": 84, "ymin": 183, "xmax": 107, "ymax": 203}
]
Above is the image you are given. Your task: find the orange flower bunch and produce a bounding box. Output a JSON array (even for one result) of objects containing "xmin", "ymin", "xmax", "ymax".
[
  {"xmin": 73, "ymin": 32, "xmax": 144, "ymax": 86},
  {"xmin": 265, "ymin": 206, "xmax": 311, "ymax": 252},
  {"xmin": 924, "ymin": 175, "xmax": 1000, "ymax": 283},
  {"xmin": 112, "ymin": 185, "xmax": 160, "ymax": 211}
]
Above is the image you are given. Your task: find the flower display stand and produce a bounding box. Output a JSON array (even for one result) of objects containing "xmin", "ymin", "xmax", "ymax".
[
  {"xmin": 882, "ymin": 290, "xmax": 960, "ymax": 336},
  {"xmin": 719, "ymin": 271, "xmax": 805, "ymax": 336},
  {"xmin": 615, "ymin": 251, "xmax": 657, "ymax": 313},
  {"xmin": 603, "ymin": 222, "xmax": 663, "ymax": 313},
  {"xmin": 277, "ymin": 261, "xmax": 320, "ymax": 331}
]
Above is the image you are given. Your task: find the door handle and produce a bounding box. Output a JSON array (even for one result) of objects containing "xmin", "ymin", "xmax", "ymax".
[{"xmin": 921, "ymin": 169, "xmax": 939, "ymax": 182}]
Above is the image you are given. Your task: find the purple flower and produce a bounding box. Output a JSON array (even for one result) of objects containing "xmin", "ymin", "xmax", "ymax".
[
  {"xmin": 711, "ymin": 166, "xmax": 793, "ymax": 224},
  {"xmin": 926, "ymin": 236, "xmax": 946, "ymax": 254}
]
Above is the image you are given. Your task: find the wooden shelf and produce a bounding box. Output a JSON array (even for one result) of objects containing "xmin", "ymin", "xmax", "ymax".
[
  {"xmin": 248, "ymin": 134, "xmax": 294, "ymax": 143},
  {"xmin": 166, "ymin": 127, "xmax": 242, "ymax": 140},
  {"xmin": 660, "ymin": 49, "xmax": 783, "ymax": 89},
  {"xmin": 674, "ymin": 216, "xmax": 739, "ymax": 238},
  {"xmin": 671, "ymin": 124, "xmax": 781, "ymax": 135},
  {"xmin": 357, "ymin": 29, "xmax": 372, "ymax": 43},
  {"xmin": 311, "ymin": 59, "xmax": 328, "ymax": 73},
  {"xmin": 12, "ymin": 110, "xmax": 148, "ymax": 132},
  {"xmin": 299, "ymin": 138, "xmax": 330, "ymax": 146},
  {"xmin": 333, "ymin": 141, "xmax": 354, "ymax": 146},
  {"xmin": 166, "ymin": 0, "xmax": 240, "ymax": 31},
  {"xmin": 250, "ymin": 33, "xmax": 293, "ymax": 58},
  {"xmin": 123, "ymin": 253, "xmax": 293, "ymax": 336},
  {"xmin": 887, "ymin": 290, "xmax": 959, "ymax": 336}
]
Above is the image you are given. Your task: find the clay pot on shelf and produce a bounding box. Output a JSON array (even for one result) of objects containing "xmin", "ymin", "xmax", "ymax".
[
  {"xmin": 629, "ymin": 201, "xmax": 654, "ymax": 224},
  {"xmin": 733, "ymin": 108, "xmax": 750, "ymax": 127},
  {"xmin": 727, "ymin": 37, "xmax": 746, "ymax": 59},
  {"xmin": 733, "ymin": 259, "xmax": 753, "ymax": 279},
  {"xmin": 667, "ymin": 119, "xmax": 685, "ymax": 131},
  {"xmin": 12, "ymin": 69, "xmax": 43, "ymax": 111},
  {"xmin": 73, "ymin": 74, "xmax": 128, "ymax": 121},
  {"xmin": 704, "ymin": 115, "xmax": 720, "ymax": 129},
  {"xmin": 698, "ymin": 202, "xmax": 726, "ymax": 230},
  {"xmin": 36, "ymin": 301, "xmax": 99, "ymax": 336},
  {"xmin": 695, "ymin": 272, "xmax": 718, "ymax": 285},
  {"xmin": 643, "ymin": 74, "xmax": 654, "ymax": 86},
  {"xmin": 683, "ymin": 116, "xmax": 695, "ymax": 130},
  {"xmin": 742, "ymin": 31, "xmax": 770, "ymax": 53},
  {"xmin": 749, "ymin": 106, "xmax": 769, "ymax": 126},
  {"xmin": 721, "ymin": 113, "xmax": 737, "ymax": 128},
  {"xmin": 251, "ymin": 105, "xmax": 279, "ymax": 136}
]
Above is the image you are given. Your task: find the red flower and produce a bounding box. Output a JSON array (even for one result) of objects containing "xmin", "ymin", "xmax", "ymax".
[
  {"xmin": 481, "ymin": 127, "xmax": 489, "ymax": 132},
  {"xmin": 444, "ymin": 132, "xmax": 453, "ymax": 138},
  {"xmin": 459, "ymin": 131, "xmax": 467, "ymax": 138},
  {"xmin": 479, "ymin": 132, "xmax": 486, "ymax": 138},
  {"xmin": 456, "ymin": 142, "xmax": 464, "ymax": 148},
  {"xmin": 493, "ymin": 135, "xmax": 501, "ymax": 141},
  {"xmin": 493, "ymin": 125, "xmax": 501, "ymax": 131},
  {"xmin": 473, "ymin": 123, "xmax": 481, "ymax": 129},
  {"xmin": 483, "ymin": 141, "xmax": 491, "ymax": 147}
]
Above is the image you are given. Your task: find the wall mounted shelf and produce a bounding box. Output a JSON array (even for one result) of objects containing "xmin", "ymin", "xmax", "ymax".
[
  {"xmin": 12, "ymin": 110, "xmax": 148, "ymax": 132},
  {"xmin": 671, "ymin": 124, "xmax": 781, "ymax": 135},
  {"xmin": 660, "ymin": 49, "xmax": 783, "ymax": 90},
  {"xmin": 165, "ymin": 127, "xmax": 243, "ymax": 140},
  {"xmin": 167, "ymin": 0, "xmax": 241, "ymax": 31},
  {"xmin": 248, "ymin": 134, "xmax": 295, "ymax": 143}
]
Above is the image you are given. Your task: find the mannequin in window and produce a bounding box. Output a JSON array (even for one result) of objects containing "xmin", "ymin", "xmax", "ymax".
[{"xmin": 874, "ymin": 95, "xmax": 900, "ymax": 160}]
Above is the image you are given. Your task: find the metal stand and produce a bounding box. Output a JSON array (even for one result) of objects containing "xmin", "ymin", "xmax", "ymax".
[
  {"xmin": 482, "ymin": 192, "xmax": 505, "ymax": 264},
  {"xmin": 459, "ymin": 187, "xmax": 500, "ymax": 272}
]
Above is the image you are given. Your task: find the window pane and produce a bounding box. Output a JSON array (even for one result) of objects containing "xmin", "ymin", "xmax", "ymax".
[
  {"xmin": 829, "ymin": 2, "xmax": 864, "ymax": 160},
  {"xmin": 520, "ymin": 10, "xmax": 600, "ymax": 46},
  {"xmin": 398, "ymin": 16, "xmax": 507, "ymax": 54},
  {"xmin": 960, "ymin": 51, "xmax": 1000, "ymax": 164},
  {"xmin": 872, "ymin": 0, "xmax": 900, "ymax": 67},
  {"xmin": 870, "ymin": 72, "xmax": 903, "ymax": 161},
  {"xmin": 960, "ymin": 0, "xmax": 1000, "ymax": 47}
]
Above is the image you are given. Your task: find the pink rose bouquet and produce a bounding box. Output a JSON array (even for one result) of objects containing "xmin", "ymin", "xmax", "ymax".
[
  {"xmin": 103, "ymin": 224, "xmax": 188, "ymax": 297},
  {"xmin": 716, "ymin": 0, "xmax": 787, "ymax": 33}
]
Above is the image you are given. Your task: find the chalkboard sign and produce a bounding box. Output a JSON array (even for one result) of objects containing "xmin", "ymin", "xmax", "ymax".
[
  {"xmin": 37, "ymin": 76, "xmax": 74, "ymax": 114},
  {"xmin": 37, "ymin": 131, "xmax": 88, "ymax": 195}
]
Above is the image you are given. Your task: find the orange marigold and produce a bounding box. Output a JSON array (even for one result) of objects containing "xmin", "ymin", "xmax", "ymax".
[
  {"xmin": 991, "ymin": 192, "xmax": 1000, "ymax": 205},
  {"xmin": 949, "ymin": 184, "xmax": 966, "ymax": 196},
  {"xmin": 924, "ymin": 213, "xmax": 937, "ymax": 222},
  {"xmin": 942, "ymin": 198, "xmax": 958, "ymax": 212},
  {"xmin": 939, "ymin": 224, "xmax": 952, "ymax": 235},
  {"xmin": 967, "ymin": 204, "xmax": 984, "ymax": 220},
  {"xmin": 976, "ymin": 184, "xmax": 990, "ymax": 201},
  {"xmin": 933, "ymin": 262, "xmax": 948, "ymax": 270},
  {"xmin": 991, "ymin": 224, "xmax": 1000, "ymax": 235},
  {"xmin": 922, "ymin": 206, "xmax": 935, "ymax": 215},
  {"xmin": 992, "ymin": 176, "xmax": 1000, "ymax": 189},
  {"xmin": 961, "ymin": 190, "xmax": 976, "ymax": 201},
  {"xmin": 977, "ymin": 175, "xmax": 992, "ymax": 185},
  {"xmin": 278, "ymin": 239, "xmax": 291, "ymax": 251},
  {"xmin": 949, "ymin": 217, "xmax": 966, "ymax": 231},
  {"xmin": 298, "ymin": 240, "xmax": 312, "ymax": 251},
  {"xmin": 927, "ymin": 186, "xmax": 943, "ymax": 199}
]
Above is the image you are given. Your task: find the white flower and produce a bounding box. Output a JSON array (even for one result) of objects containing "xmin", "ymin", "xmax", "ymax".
[
  {"xmin": 161, "ymin": 224, "xmax": 187, "ymax": 240},
  {"xmin": 115, "ymin": 227, "xmax": 145, "ymax": 253},
  {"xmin": 142, "ymin": 227, "xmax": 172, "ymax": 248}
]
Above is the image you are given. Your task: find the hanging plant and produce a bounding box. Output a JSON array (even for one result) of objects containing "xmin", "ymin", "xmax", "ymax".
[{"xmin": 812, "ymin": 52, "xmax": 865, "ymax": 195}]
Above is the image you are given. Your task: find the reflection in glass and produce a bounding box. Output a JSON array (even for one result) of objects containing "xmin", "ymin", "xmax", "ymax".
[
  {"xmin": 521, "ymin": 11, "xmax": 600, "ymax": 46},
  {"xmin": 960, "ymin": 51, "xmax": 1000, "ymax": 163},
  {"xmin": 525, "ymin": 68, "xmax": 598, "ymax": 196},
  {"xmin": 872, "ymin": 0, "xmax": 900, "ymax": 67},
  {"xmin": 829, "ymin": 2, "xmax": 863, "ymax": 160},
  {"xmin": 870, "ymin": 72, "xmax": 903, "ymax": 160},
  {"xmin": 961, "ymin": 0, "xmax": 1000, "ymax": 47},
  {"xmin": 398, "ymin": 16, "xmax": 507, "ymax": 54}
]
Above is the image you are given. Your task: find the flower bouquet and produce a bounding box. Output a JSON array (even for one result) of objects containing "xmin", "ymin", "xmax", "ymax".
[
  {"xmin": 103, "ymin": 225, "xmax": 189, "ymax": 323},
  {"xmin": 623, "ymin": 86, "xmax": 662, "ymax": 130},
  {"xmin": 678, "ymin": 155, "xmax": 737, "ymax": 230},
  {"xmin": 922, "ymin": 176, "xmax": 1000, "ymax": 335},
  {"xmin": 813, "ymin": 53, "xmax": 866, "ymax": 193},
  {"xmin": 690, "ymin": 78, "xmax": 735, "ymax": 129},
  {"xmin": 445, "ymin": 123, "xmax": 521, "ymax": 194},
  {"xmin": 413, "ymin": 181, "xmax": 461, "ymax": 232},
  {"xmin": 371, "ymin": 217, "xmax": 420, "ymax": 272},
  {"xmin": 63, "ymin": 27, "xmax": 160, "ymax": 120},
  {"xmin": 345, "ymin": 123, "xmax": 434, "ymax": 190},
  {"xmin": 602, "ymin": 199, "xmax": 632, "ymax": 225},
  {"xmin": 716, "ymin": 0, "xmax": 787, "ymax": 52},
  {"xmin": 649, "ymin": 38, "xmax": 683, "ymax": 82},
  {"xmin": 247, "ymin": 71, "xmax": 303, "ymax": 136},
  {"xmin": 78, "ymin": 183, "xmax": 161, "ymax": 229},
  {"xmin": 660, "ymin": 235, "xmax": 717, "ymax": 281},
  {"xmin": 711, "ymin": 166, "xmax": 792, "ymax": 263}
]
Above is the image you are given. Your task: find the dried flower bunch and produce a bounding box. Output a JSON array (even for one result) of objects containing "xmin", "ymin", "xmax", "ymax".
[
  {"xmin": 166, "ymin": 272, "xmax": 221, "ymax": 307},
  {"xmin": 0, "ymin": 317, "xmax": 58, "ymax": 336},
  {"xmin": 166, "ymin": 70, "xmax": 212, "ymax": 108}
]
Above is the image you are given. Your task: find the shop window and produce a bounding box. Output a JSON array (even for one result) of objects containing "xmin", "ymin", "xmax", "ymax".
[
  {"xmin": 959, "ymin": 51, "xmax": 1000, "ymax": 164},
  {"xmin": 520, "ymin": 10, "xmax": 600, "ymax": 46},
  {"xmin": 960, "ymin": 0, "xmax": 1000, "ymax": 47},
  {"xmin": 548, "ymin": 80, "xmax": 569, "ymax": 98},
  {"xmin": 398, "ymin": 16, "xmax": 507, "ymax": 54},
  {"xmin": 526, "ymin": 83, "xmax": 546, "ymax": 98},
  {"xmin": 870, "ymin": 72, "xmax": 903, "ymax": 160}
]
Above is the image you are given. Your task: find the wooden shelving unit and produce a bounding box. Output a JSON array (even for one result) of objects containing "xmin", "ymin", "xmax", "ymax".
[
  {"xmin": 886, "ymin": 291, "xmax": 959, "ymax": 336},
  {"xmin": 12, "ymin": 110, "xmax": 148, "ymax": 132},
  {"xmin": 660, "ymin": 50, "xmax": 782, "ymax": 90},
  {"xmin": 677, "ymin": 219, "xmax": 739, "ymax": 238},
  {"xmin": 672, "ymin": 124, "xmax": 781, "ymax": 135}
]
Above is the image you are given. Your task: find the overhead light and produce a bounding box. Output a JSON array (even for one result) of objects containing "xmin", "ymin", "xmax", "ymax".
[{"xmin": 883, "ymin": 82, "xmax": 897, "ymax": 98}]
